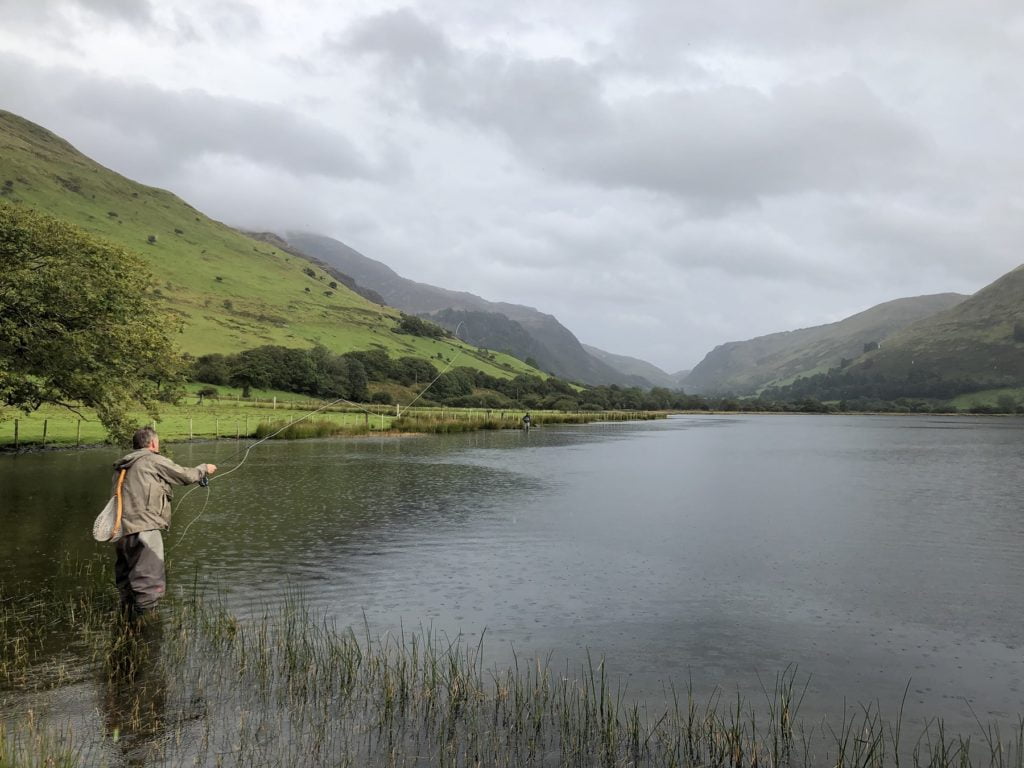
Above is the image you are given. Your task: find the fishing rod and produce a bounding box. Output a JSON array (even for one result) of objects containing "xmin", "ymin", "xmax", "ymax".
[{"xmin": 171, "ymin": 322, "xmax": 468, "ymax": 548}]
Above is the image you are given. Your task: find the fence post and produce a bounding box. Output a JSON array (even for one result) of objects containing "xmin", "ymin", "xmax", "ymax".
[
  {"xmin": 14, "ymin": 418, "xmax": 19, "ymax": 449},
  {"xmin": 236, "ymin": 421, "xmax": 240, "ymax": 440},
  {"xmin": 189, "ymin": 418, "xmax": 193, "ymax": 442},
  {"xmin": 76, "ymin": 420, "xmax": 82, "ymax": 447},
  {"xmin": 273, "ymin": 396, "xmax": 276, "ymax": 410},
  {"xmin": 215, "ymin": 418, "xmax": 219, "ymax": 439},
  {"xmin": 42, "ymin": 419, "xmax": 48, "ymax": 445},
  {"xmin": 245, "ymin": 416, "xmax": 249, "ymax": 436}
]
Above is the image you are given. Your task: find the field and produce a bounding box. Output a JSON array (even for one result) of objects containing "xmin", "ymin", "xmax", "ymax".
[{"xmin": 0, "ymin": 388, "xmax": 659, "ymax": 448}]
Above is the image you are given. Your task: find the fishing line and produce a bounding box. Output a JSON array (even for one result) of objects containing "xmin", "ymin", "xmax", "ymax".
[
  {"xmin": 170, "ymin": 322, "xmax": 467, "ymax": 548},
  {"xmin": 397, "ymin": 321, "xmax": 466, "ymax": 417},
  {"xmin": 170, "ymin": 393, "xmax": 351, "ymax": 549}
]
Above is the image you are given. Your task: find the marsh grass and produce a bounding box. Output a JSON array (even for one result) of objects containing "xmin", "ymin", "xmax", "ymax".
[
  {"xmin": 2, "ymin": 559, "xmax": 1022, "ymax": 768},
  {"xmin": 253, "ymin": 417, "xmax": 372, "ymax": 440},
  {"xmin": 391, "ymin": 410, "xmax": 662, "ymax": 434}
]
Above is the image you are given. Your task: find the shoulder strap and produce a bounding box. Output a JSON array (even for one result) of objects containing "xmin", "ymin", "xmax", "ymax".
[{"xmin": 113, "ymin": 468, "xmax": 127, "ymax": 537}]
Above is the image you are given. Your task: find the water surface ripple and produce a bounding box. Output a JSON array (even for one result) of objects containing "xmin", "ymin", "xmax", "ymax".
[{"xmin": 2, "ymin": 414, "xmax": 1022, "ymax": 731}]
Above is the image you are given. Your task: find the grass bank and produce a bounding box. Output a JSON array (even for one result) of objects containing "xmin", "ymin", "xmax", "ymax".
[
  {"xmin": 0, "ymin": 398, "xmax": 664, "ymax": 449},
  {"xmin": 2, "ymin": 559, "xmax": 1022, "ymax": 768}
]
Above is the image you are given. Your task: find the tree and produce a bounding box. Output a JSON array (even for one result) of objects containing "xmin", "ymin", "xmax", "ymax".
[{"xmin": 0, "ymin": 203, "xmax": 183, "ymax": 442}]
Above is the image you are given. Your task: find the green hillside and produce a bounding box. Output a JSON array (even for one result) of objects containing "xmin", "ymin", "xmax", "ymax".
[
  {"xmin": 0, "ymin": 110, "xmax": 533, "ymax": 380},
  {"xmin": 683, "ymin": 293, "xmax": 966, "ymax": 394},
  {"xmin": 851, "ymin": 265, "xmax": 1024, "ymax": 384}
]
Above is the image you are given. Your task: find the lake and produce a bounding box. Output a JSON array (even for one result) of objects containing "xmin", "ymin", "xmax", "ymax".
[{"xmin": 2, "ymin": 413, "xmax": 1023, "ymax": 736}]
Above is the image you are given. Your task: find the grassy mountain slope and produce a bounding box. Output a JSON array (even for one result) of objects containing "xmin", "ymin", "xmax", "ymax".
[
  {"xmin": 684, "ymin": 293, "xmax": 966, "ymax": 394},
  {"xmin": 0, "ymin": 110, "xmax": 533, "ymax": 380},
  {"xmin": 850, "ymin": 265, "xmax": 1024, "ymax": 383},
  {"xmin": 284, "ymin": 231, "xmax": 647, "ymax": 386}
]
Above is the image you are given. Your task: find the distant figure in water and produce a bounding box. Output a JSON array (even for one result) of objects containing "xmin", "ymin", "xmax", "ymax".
[
  {"xmin": 109, "ymin": 427, "xmax": 217, "ymax": 619},
  {"xmin": 522, "ymin": 413, "xmax": 532, "ymax": 431}
]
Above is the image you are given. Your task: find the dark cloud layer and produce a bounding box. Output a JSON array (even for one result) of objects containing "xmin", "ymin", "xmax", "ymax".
[
  {"xmin": 0, "ymin": 57, "xmax": 397, "ymax": 183},
  {"xmin": 345, "ymin": 10, "xmax": 928, "ymax": 209},
  {"xmin": 1, "ymin": 1, "xmax": 1022, "ymax": 369}
]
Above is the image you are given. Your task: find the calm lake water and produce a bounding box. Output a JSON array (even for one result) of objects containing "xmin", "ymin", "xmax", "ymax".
[{"xmin": 2, "ymin": 414, "xmax": 1023, "ymax": 733}]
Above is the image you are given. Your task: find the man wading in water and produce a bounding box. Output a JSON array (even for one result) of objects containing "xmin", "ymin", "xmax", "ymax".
[{"xmin": 111, "ymin": 427, "xmax": 217, "ymax": 619}]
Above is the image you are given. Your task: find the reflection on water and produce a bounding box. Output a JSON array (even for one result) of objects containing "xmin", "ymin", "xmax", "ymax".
[
  {"xmin": 2, "ymin": 414, "xmax": 1024, "ymax": 735},
  {"xmin": 101, "ymin": 616, "xmax": 169, "ymax": 767}
]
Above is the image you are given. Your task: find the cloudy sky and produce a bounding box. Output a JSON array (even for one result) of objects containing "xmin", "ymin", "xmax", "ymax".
[{"xmin": 2, "ymin": 0, "xmax": 1023, "ymax": 371}]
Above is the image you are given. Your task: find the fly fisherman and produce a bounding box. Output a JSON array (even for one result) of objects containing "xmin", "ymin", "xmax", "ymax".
[{"xmin": 110, "ymin": 427, "xmax": 217, "ymax": 618}]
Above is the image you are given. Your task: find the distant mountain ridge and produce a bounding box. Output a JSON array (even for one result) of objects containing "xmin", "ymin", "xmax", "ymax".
[
  {"xmin": 683, "ymin": 293, "xmax": 968, "ymax": 394},
  {"xmin": 284, "ymin": 231, "xmax": 650, "ymax": 386},
  {"xmin": 241, "ymin": 230, "xmax": 387, "ymax": 306},
  {"xmin": 581, "ymin": 345, "xmax": 686, "ymax": 389}
]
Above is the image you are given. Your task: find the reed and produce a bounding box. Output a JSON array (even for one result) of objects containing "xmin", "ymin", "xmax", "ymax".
[
  {"xmin": 391, "ymin": 410, "xmax": 664, "ymax": 434},
  {"xmin": 253, "ymin": 418, "xmax": 372, "ymax": 440},
  {"xmin": 2, "ymin": 562, "xmax": 1023, "ymax": 768}
]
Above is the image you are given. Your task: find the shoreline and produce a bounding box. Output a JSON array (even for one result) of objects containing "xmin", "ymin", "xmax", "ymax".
[{"xmin": 3, "ymin": 409, "xmax": 1020, "ymax": 455}]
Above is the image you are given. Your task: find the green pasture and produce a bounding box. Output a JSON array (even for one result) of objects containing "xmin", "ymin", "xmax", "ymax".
[
  {"xmin": 1, "ymin": 396, "xmax": 634, "ymax": 448},
  {"xmin": 0, "ymin": 401, "xmax": 397, "ymax": 448},
  {"xmin": 947, "ymin": 387, "xmax": 1024, "ymax": 410}
]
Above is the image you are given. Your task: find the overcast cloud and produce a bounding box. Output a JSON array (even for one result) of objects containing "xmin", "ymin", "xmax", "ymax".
[{"xmin": 2, "ymin": 0, "xmax": 1022, "ymax": 371}]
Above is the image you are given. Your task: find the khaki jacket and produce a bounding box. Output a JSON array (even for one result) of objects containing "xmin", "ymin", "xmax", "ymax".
[{"xmin": 111, "ymin": 449, "xmax": 208, "ymax": 535}]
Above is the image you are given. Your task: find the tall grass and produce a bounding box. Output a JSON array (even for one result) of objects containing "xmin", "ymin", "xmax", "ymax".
[
  {"xmin": 252, "ymin": 417, "xmax": 371, "ymax": 440},
  {"xmin": 2, "ymin": 560, "xmax": 1023, "ymax": 767},
  {"xmin": 391, "ymin": 410, "xmax": 663, "ymax": 434}
]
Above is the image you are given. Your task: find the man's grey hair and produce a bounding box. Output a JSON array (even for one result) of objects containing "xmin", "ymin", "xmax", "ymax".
[{"xmin": 132, "ymin": 426, "xmax": 159, "ymax": 450}]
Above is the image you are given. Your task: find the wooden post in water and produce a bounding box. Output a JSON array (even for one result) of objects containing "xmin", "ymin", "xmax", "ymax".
[
  {"xmin": 76, "ymin": 420, "xmax": 82, "ymax": 447},
  {"xmin": 189, "ymin": 418, "xmax": 193, "ymax": 442},
  {"xmin": 42, "ymin": 419, "xmax": 48, "ymax": 445}
]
